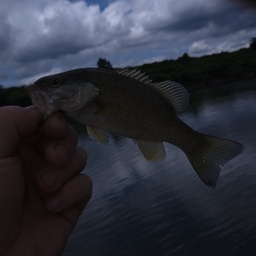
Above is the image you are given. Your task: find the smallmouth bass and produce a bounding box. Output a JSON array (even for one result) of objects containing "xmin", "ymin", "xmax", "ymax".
[{"xmin": 26, "ymin": 68, "xmax": 245, "ymax": 188}]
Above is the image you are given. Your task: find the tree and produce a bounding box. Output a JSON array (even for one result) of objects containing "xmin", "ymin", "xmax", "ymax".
[
  {"xmin": 249, "ymin": 37, "xmax": 256, "ymax": 49},
  {"xmin": 178, "ymin": 53, "xmax": 190, "ymax": 61},
  {"xmin": 97, "ymin": 58, "xmax": 113, "ymax": 69},
  {"xmin": 181, "ymin": 53, "xmax": 190, "ymax": 59},
  {"xmin": 0, "ymin": 85, "xmax": 7, "ymax": 106}
]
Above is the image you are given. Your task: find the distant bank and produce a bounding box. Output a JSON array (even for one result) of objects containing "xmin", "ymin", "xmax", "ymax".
[{"xmin": 136, "ymin": 47, "xmax": 256, "ymax": 92}]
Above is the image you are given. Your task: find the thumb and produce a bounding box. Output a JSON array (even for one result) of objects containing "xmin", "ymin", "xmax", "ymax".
[{"xmin": 0, "ymin": 106, "xmax": 41, "ymax": 159}]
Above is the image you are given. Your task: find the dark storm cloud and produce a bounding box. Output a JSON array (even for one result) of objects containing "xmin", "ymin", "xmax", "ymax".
[
  {"xmin": 15, "ymin": 34, "xmax": 92, "ymax": 63},
  {"xmin": 0, "ymin": 15, "xmax": 12, "ymax": 53},
  {"xmin": 229, "ymin": 0, "xmax": 256, "ymax": 8},
  {"xmin": 12, "ymin": 0, "xmax": 130, "ymax": 63},
  {"xmin": 13, "ymin": 3, "xmax": 101, "ymax": 62},
  {"xmin": 145, "ymin": 7, "xmax": 214, "ymax": 32},
  {"xmin": 145, "ymin": 1, "xmax": 256, "ymax": 38}
]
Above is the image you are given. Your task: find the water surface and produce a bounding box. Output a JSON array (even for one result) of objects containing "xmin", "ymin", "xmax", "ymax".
[{"xmin": 62, "ymin": 80, "xmax": 256, "ymax": 256}]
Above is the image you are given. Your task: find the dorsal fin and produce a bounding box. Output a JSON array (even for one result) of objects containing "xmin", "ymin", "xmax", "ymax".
[
  {"xmin": 115, "ymin": 69, "xmax": 153, "ymax": 85},
  {"xmin": 152, "ymin": 81, "xmax": 189, "ymax": 113},
  {"xmin": 115, "ymin": 68, "xmax": 189, "ymax": 113}
]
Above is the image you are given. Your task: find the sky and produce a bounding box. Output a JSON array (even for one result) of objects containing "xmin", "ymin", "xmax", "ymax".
[{"xmin": 0, "ymin": 0, "xmax": 256, "ymax": 87}]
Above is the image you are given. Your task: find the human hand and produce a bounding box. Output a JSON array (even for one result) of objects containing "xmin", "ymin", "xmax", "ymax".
[{"xmin": 0, "ymin": 106, "xmax": 92, "ymax": 256}]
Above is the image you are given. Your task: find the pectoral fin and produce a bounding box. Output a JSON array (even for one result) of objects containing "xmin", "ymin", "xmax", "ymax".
[
  {"xmin": 134, "ymin": 140, "xmax": 166, "ymax": 163},
  {"xmin": 87, "ymin": 126, "xmax": 109, "ymax": 144}
]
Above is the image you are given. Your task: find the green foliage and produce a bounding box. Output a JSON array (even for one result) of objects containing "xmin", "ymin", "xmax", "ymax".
[
  {"xmin": 137, "ymin": 47, "xmax": 256, "ymax": 91},
  {"xmin": 250, "ymin": 37, "xmax": 256, "ymax": 49},
  {"xmin": 97, "ymin": 58, "xmax": 113, "ymax": 69},
  {"xmin": 0, "ymin": 85, "xmax": 7, "ymax": 106},
  {"xmin": 178, "ymin": 53, "xmax": 190, "ymax": 61},
  {"xmin": 0, "ymin": 86, "xmax": 32, "ymax": 107}
]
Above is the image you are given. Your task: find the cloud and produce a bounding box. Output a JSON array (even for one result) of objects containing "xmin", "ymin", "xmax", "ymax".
[
  {"xmin": 0, "ymin": 0, "xmax": 256, "ymax": 87},
  {"xmin": 0, "ymin": 17, "xmax": 12, "ymax": 54},
  {"xmin": 16, "ymin": 3, "xmax": 101, "ymax": 62},
  {"xmin": 189, "ymin": 40, "xmax": 213, "ymax": 56}
]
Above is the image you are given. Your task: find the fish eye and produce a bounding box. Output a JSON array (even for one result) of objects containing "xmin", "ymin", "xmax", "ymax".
[{"xmin": 51, "ymin": 78, "xmax": 61, "ymax": 87}]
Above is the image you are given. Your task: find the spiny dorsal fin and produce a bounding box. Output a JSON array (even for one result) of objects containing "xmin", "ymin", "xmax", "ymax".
[
  {"xmin": 115, "ymin": 68, "xmax": 189, "ymax": 113},
  {"xmin": 115, "ymin": 69, "xmax": 153, "ymax": 85},
  {"xmin": 134, "ymin": 140, "xmax": 166, "ymax": 163},
  {"xmin": 87, "ymin": 125, "xmax": 109, "ymax": 144},
  {"xmin": 152, "ymin": 80, "xmax": 189, "ymax": 113}
]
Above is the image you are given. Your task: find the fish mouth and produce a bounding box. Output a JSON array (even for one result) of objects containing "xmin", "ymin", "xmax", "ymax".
[
  {"xmin": 25, "ymin": 84, "xmax": 47, "ymax": 106},
  {"xmin": 26, "ymin": 84, "xmax": 51, "ymax": 121},
  {"xmin": 25, "ymin": 84, "xmax": 58, "ymax": 120}
]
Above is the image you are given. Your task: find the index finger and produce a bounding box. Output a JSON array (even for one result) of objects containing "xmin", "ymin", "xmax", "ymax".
[
  {"xmin": 21, "ymin": 111, "xmax": 70, "ymax": 146},
  {"xmin": 42, "ymin": 111, "xmax": 69, "ymax": 140}
]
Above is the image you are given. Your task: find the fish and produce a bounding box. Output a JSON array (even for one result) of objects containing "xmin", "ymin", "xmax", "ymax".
[{"xmin": 26, "ymin": 68, "xmax": 245, "ymax": 188}]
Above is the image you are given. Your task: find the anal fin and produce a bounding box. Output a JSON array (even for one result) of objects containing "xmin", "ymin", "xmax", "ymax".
[{"xmin": 134, "ymin": 140, "xmax": 166, "ymax": 163}]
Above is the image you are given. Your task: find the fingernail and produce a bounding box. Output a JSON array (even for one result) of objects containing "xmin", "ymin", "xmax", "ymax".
[
  {"xmin": 54, "ymin": 144, "xmax": 68, "ymax": 162},
  {"xmin": 41, "ymin": 172, "xmax": 56, "ymax": 187},
  {"xmin": 47, "ymin": 197, "xmax": 60, "ymax": 212}
]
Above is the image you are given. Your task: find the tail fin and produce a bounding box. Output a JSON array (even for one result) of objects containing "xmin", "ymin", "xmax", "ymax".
[{"xmin": 185, "ymin": 135, "xmax": 245, "ymax": 188}]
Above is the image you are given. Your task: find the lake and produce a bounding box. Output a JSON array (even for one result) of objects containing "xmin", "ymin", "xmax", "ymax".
[{"xmin": 62, "ymin": 80, "xmax": 256, "ymax": 256}]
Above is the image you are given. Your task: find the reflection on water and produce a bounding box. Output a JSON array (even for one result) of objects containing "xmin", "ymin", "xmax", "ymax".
[{"xmin": 62, "ymin": 81, "xmax": 256, "ymax": 256}]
